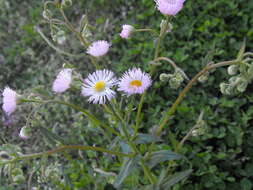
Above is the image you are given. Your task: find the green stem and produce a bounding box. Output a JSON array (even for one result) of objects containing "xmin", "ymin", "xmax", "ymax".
[
  {"xmin": 36, "ymin": 26, "xmax": 84, "ymax": 58},
  {"xmin": 134, "ymin": 29, "xmax": 158, "ymax": 35},
  {"xmin": 140, "ymin": 159, "xmax": 156, "ymax": 184},
  {"xmin": 60, "ymin": 8, "xmax": 89, "ymax": 47},
  {"xmin": 135, "ymin": 16, "xmax": 171, "ymax": 136},
  {"xmin": 156, "ymin": 60, "xmax": 240, "ymax": 136},
  {"xmin": 0, "ymin": 145, "xmax": 133, "ymax": 166},
  {"xmin": 108, "ymin": 101, "xmax": 156, "ymax": 184}
]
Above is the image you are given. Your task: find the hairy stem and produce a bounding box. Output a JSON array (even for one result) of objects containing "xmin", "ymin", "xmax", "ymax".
[{"xmin": 36, "ymin": 26, "xmax": 84, "ymax": 58}]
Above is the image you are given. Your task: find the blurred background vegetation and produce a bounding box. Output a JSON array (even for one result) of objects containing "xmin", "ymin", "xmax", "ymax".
[{"xmin": 0, "ymin": 0, "xmax": 253, "ymax": 189}]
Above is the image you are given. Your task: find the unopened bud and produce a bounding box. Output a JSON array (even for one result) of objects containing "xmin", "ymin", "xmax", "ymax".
[
  {"xmin": 159, "ymin": 73, "xmax": 171, "ymax": 82},
  {"xmin": 220, "ymin": 83, "xmax": 228, "ymax": 94},
  {"xmin": 61, "ymin": 0, "xmax": 72, "ymax": 7},
  {"xmin": 224, "ymin": 85, "xmax": 234, "ymax": 95},
  {"xmin": 229, "ymin": 76, "xmax": 240, "ymax": 84},
  {"xmin": 175, "ymin": 72, "xmax": 184, "ymax": 83},
  {"xmin": 19, "ymin": 126, "xmax": 31, "ymax": 139},
  {"xmin": 227, "ymin": 65, "xmax": 238, "ymax": 75},
  {"xmin": 169, "ymin": 78, "xmax": 182, "ymax": 89},
  {"xmin": 236, "ymin": 79, "xmax": 248, "ymax": 92}
]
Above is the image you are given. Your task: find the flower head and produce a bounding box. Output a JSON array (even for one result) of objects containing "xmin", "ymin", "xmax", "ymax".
[
  {"xmin": 87, "ymin": 40, "xmax": 110, "ymax": 57},
  {"xmin": 19, "ymin": 126, "xmax": 31, "ymax": 139},
  {"xmin": 118, "ymin": 68, "xmax": 152, "ymax": 95},
  {"xmin": 2, "ymin": 87, "xmax": 18, "ymax": 115},
  {"xmin": 120, "ymin": 25, "xmax": 135, "ymax": 39},
  {"xmin": 52, "ymin": 69, "xmax": 72, "ymax": 93},
  {"xmin": 82, "ymin": 70, "xmax": 117, "ymax": 104},
  {"xmin": 155, "ymin": 0, "xmax": 185, "ymax": 16}
]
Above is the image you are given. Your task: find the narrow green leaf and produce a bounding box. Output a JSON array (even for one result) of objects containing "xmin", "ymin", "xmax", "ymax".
[
  {"xmin": 161, "ymin": 169, "xmax": 192, "ymax": 189},
  {"xmin": 135, "ymin": 133, "xmax": 162, "ymax": 144},
  {"xmin": 147, "ymin": 150, "xmax": 182, "ymax": 169},
  {"xmin": 113, "ymin": 156, "xmax": 140, "ymax": 188}
]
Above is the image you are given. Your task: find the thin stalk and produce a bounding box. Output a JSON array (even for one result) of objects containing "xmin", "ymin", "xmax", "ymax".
[
  {"xmin": 134, "ymin": 29, "xmax": 158, "ymax": 35},
  {"xmin": 0, "ymin": 145, "xmax": 133, "ymax": 166},
  {"xmin": 140, "ymin": 159, "xmax": 157, "ymax": 184},
  {"xmin": 36, "ymin": 27, "xmax": 84, "ymax": 58},
  {"xmin": 156, "ymin": 60, "xmax": 240, "ymax": 136},
  {"xmin": 60, "ymin": 8, "xmax": 89, "ymax": 47},
  {"xmin": 135, "ymin": 16, "xmax": 171, "ymax": 133},
  {"xmin": 108, "ymin": 102, "xmax": 156, "ymax": 184}
]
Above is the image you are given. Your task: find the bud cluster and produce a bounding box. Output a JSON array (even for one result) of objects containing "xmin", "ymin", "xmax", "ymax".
[
  {"xmin": 220, "ymin": 62, "xmax": 253, "ymax": 95},
  {"xmin": 160, "ymin": 69, "xmax": 184, "ymax": 89}
]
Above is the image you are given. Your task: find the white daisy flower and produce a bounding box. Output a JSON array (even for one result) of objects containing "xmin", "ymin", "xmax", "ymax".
[
  {"xmin": 81, "ymin": 70, "xmax": 117, "ymax": 104},
  {"xmin": 118, "ymin": 68, "xmax": 152, "ymax": 95}
]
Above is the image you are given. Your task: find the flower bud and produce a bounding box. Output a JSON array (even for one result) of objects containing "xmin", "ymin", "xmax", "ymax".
[
  {"xmin": 169, "ymin": 78, "xmax": 182, "ymax": 89},
  {"xmin": 159, "ymin": 73, "xmax": 171, "ymax": 82},
  {"xmin": 19, "ymin": 126, "xmax": 31, "ymax": 139},
  {"xmin": 174, "ymin": 72, "xmax": 184, "ymax": 83},
  {"xmin": 220, "ymin": 83, "xmax": 228, "ymax": 94},
  {"xmin": 236, "ymin": 79, "xmax": 248, "ymax": 92},
  {"xmin": 224, "ymin": 85, "xmax": 234, "ymax": 95},
  {"xmin": 120, "ymin": 25, "xmax": 135, "ymax": 39},
  {"xmin": 229, "ymin": 76, "xmax": 240, "ymax": 84},
  {"xmin": 227, "ymin": 65, "xmax": 238, "ymax": 75},
  {"xmin": 61, "ymin": 0, "xmax": 72, "ymax": 7}
]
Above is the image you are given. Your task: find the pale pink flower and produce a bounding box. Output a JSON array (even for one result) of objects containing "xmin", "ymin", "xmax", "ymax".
[
  {"xmin": 52, "ymin": 69, "xmax": 72, "ymax": 93},
  {"xmin": 118, "ymin": 68, "xmax": 152, "ymax": 95},
  {"xmin": 87, "ymin": 40, "xmax": 110, "ymax": 57},
  {"xmin": 2, "ymin": 87, "xmax": 17, "ymax": 115},
  {"xmin": 81, "ymin": 70, "xmax": 117, "ymax": 104},
  {"xmin": 155, "ymin": 0, "xmax": 185, "ymax": 16},
  {"xmin": 120, "ymin": 25, "xmax": 135, "ymax": 39}
]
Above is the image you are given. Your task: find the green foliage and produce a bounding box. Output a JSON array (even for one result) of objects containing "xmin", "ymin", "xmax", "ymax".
[{"xmin": 1, "ymin": 0, "xmax": 253, "ymax": 189}]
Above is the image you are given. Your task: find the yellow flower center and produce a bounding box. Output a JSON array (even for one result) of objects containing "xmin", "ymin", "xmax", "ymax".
[
  {"xmin": 94, "ymin": 81, "xmax": 106, "ymax": 92},
  {"xmin": 130, "ymin": 80, "xmax": 142, "ymax": 87}
]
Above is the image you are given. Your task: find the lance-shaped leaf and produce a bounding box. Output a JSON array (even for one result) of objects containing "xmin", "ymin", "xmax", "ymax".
[
  {"xmin": 147, "ymin": 150, "xmax": 182, "ymax": 169},
  {"xmin": 161, "ymin": 169, "xmax": 193, "ymax": 189},
  {"xmin": 134, "ymin": 133, "xmax": 162, "ymax": 145},
  {"xmin": 113, "ymin": 156, "xmax": 140, "ymax": 188}
]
